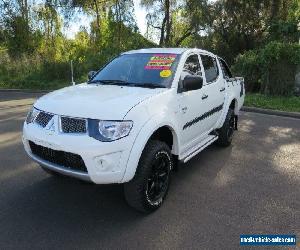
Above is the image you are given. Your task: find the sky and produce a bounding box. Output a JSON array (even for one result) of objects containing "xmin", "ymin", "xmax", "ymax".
[{"xmin": 63, "ymin": 0, "xmax": 147, "ymax": 39}]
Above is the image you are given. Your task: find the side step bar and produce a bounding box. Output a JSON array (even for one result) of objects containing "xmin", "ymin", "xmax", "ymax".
[{"xmin": 180, "ymin": 135, "xmax": 218, "ymax": 163}]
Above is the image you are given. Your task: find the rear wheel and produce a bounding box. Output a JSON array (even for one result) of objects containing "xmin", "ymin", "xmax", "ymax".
[
  {"xmin": 124, "ymin": 140, "xmax": 173, "ymax": 213},
  {"xmin": 216, "ymin": 109, "xmax": 235, "ymax": 147}
]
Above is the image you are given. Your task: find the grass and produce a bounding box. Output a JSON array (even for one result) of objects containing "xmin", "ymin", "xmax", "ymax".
[
  {"xmin": 0, "ymin": 79, "xmax": 77, "ymax": 91},
  {"xmin": 244, "ymin": 93, "xmax": 300, "ymax": 113},
  {"xmin": 0, "ymin": 74, "xmax": 87, "ymax": 91}
]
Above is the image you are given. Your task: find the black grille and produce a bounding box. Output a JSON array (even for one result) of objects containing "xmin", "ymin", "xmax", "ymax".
[
  {"xmin": 29, "ymin": 141, "xmax": 87, "ymax": 172},
  {"xmin": 35, "ymin": 111, "xmax": 54, "ymax": 127},
  {"xmin": 61, "ymin": 117, "xmax": 87, "ymax": 133}
]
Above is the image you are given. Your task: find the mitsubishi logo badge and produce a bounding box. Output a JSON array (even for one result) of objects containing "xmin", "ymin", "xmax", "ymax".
[{"xmin": 45, "ymin": 117, "xmax": 56, "ymax": 135}]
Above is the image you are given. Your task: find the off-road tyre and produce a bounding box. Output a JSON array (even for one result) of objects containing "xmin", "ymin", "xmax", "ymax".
[
  {"xmin": 124, "ymin": 140, "xmax": 173, "ymax": 213},
  {"xmin": 216, "ymin": 109, "xmax": 235, "ymax": 147}
]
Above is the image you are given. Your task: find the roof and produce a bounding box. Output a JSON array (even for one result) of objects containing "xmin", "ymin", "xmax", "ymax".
[
  {"xmin": 123, "ymin": 47, "xmax": 214, "ymax": 56},
  {"xmin": 123, "ymin": 48, "xmax": 189, "ymax": 55}
]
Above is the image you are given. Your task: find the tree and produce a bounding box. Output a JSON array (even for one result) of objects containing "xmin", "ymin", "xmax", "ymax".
[
  {"xmin": 142, "ymin": 0, "xmax": 173, "ymax": 46},
  {"xmin": 142, "ymin": 0, "xmax": 210, "ymax": 47},
  {"xmin": 268, "ymin": 0, "xmax": 300, "ymax": 43},
  {"xmin": 111, "ymin": 0, "xmax": 137, "ymax": 48},
  {"xmin": 189, "ymin": 0, "xmax": 300, "ymax": 62},
  {"xmin": 44, "ymin": 0, "xmax": 111, "ymax": 42},
  {"xmin": 0, "ymin": 0, "xmax": 38, "ymax": 55},
  {"xmin": 35, "ymin": 3, "xmax": 64, "ymax": 59},
  {"xmin": 173, "ymin": 0, "xmax": 210, "ymax": 46}
]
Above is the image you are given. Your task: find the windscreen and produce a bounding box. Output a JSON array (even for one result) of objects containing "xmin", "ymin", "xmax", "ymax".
[{"xmin": 89, "ymin": 53, "xmax": 180, "ymax": 88}]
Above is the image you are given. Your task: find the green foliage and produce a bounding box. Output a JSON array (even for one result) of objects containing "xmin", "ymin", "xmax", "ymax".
[
  {"xmin": 232, "ymin": 42, "xmax": 300, "ymax": 96},
  {"xmin": 4, "ymin": 16, "xmax": 43, "ymax": 56},
  {"xmin": 0, "ymin": 0, "xmax": 299, "ymax": 97},
  {"xmin": 0, "ymin": 50, "xmax": 68, "ymax": 89},
  {"xmin": 0, "ymin": 10, "xmax": 155, "ymax": 90},
  {"xmin": 182, "ymin": 0, "xmax": 300, "ymax": 64},
  {"xmin": 245, "ymin": 93, "xmax": 300, "ymax": 112},
  {"xmin": 232, "ymin": 50, "xmax": 261, "ymax": 92},
  {"xmin": 0, "ymin": 0, "xmax": 156, "ymax": 89}
]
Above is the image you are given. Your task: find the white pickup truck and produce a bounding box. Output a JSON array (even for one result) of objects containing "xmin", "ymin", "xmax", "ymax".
[{"xmin": 23, "ymin": 48, "xmax": 245, "ymax": 212}]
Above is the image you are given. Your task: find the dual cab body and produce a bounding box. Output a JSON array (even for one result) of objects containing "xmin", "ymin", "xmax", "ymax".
[{"xmin": 23, "ymin": 48, "xmax": 244, "ymax": 212}]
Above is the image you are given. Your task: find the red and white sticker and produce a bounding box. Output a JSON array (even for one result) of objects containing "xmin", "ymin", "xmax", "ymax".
[{"xmin": 145, "ymin": 54, "xmax": 176, "ymax": 70}]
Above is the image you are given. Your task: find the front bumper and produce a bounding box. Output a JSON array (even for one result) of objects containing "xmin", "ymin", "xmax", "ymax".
[{"xmin": 23, "ymin": 121, "xmax": 134, "ymax": 184}]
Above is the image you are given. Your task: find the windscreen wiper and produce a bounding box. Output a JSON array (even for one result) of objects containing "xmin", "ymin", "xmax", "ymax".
[
  {"xmin": 89, "ymin": 80, "xmax": 166, "ymax": 88},
  {"xmin": 89, "ymin": 79, "xmax": 128, "ymax": 85},
  {"xmin": 130, "ymin": 83, "xmax": 166, "ymax": 89}
]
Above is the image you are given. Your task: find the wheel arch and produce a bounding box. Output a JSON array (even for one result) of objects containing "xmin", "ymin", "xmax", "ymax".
[
  {"xmin": 121, "ymin": 119, "xmax": 180, "ymax": 183},
  {"xmin": 216, "ymin": 96, "xmax": 239, "ymax": 129},
  {"xmin": 229, "ymin": 98, "xmax": 239, "ymax": 115},
  {"xmin": 149, "ymin": 125, "xmax": 179, "ymax": 154}
]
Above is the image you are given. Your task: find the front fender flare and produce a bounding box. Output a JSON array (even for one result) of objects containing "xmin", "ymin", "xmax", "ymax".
[{"xmin": 121, "ymin": 117, "xmax": 179, "ymax": 183}]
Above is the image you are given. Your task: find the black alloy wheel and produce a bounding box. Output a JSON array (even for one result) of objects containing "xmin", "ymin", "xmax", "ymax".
[
  {"xmin": 145, "ymin": 151, "xmax": 170, "ymax": 205},
  {"xmin": 124, "ymin": 140, "xmax": 173, "ymax": 213},
  {"xmin": 216, "ymin": 108, "xmax": 236, "ymax": 147}
]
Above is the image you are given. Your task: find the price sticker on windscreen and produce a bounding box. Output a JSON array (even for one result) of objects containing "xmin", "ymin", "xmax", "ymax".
[
  {"xmin": 160, "ymin": 69, "xmax": 172, "ymax": 78},
  {"xmin": 145, "ymin": 54, "xmax": 176, "ymax": 70}
]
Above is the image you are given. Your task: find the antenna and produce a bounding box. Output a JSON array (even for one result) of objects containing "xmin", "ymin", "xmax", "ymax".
[{"xmin": 70, "ymin": 60, "xmax": 75, "ymax": 85}]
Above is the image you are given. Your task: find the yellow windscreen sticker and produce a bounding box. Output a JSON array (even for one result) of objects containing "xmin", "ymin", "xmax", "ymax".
[{"xmin": 160, "ymin": 70, "xmax": 172, "ymax": 78}]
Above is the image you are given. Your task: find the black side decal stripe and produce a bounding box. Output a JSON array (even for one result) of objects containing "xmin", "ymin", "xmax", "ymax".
[{"xmin": 183, "ymin": 103, "xmax": 224, "ymax": 130}]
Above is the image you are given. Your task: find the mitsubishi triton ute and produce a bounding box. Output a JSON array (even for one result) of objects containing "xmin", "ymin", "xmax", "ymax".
[{"xmin": 23, "ymin": 48, "xmax": 245, "ymax": 212}]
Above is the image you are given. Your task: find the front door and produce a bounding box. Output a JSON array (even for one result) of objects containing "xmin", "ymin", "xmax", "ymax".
[{"xmin": 177, "ymin": 54, "xmax": 210, "ymax": 153}]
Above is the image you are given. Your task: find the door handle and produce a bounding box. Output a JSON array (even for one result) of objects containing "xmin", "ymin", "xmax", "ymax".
[
  {"xmin": 202, "ymin": 94, "xmax": 208, "ymax": 100},
  {"xmin": 220, "ymin": 87, "xmax": 225, "ymax": 92},
  {"xmin": 181, "ymin": 107, "xmax": 188, "ymax": 113}
]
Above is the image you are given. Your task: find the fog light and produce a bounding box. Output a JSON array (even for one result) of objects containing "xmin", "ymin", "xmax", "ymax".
[{"xmin": 94, "ymin": 152, "xmax": 121, "ymax": 173}]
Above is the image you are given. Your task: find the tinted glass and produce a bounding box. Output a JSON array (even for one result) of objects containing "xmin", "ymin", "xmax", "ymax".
[
  {"xmin": 201, "ymin": 55, "xmax": 219, "ymax": 83},
  {"xmin": 183, "ymin": 54, "xmax": 201, "ymax": 76},
  {"xmin": 90, "ymin": 53, "xmax": 180, "ymax": 88},
  {"xmin": 219, "ymin": 59, "xmax": 232, "ymax": 78}
]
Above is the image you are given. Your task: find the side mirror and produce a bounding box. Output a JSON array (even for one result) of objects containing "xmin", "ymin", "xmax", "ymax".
[
  {"xmin": 88, "ymin": 71, "xmax": 97, "ymax": 80},
  {"xmin": 181, "ymin": 75, "xmax": 203, "ymax": 92}
]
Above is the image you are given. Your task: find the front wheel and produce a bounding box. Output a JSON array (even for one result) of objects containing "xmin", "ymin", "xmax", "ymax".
[{"xmin": 124, "ymin": 140, "xmax": 173, "ymax": 213}]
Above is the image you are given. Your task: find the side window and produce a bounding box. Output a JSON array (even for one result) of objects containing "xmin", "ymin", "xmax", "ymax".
[
  {"xmin": 183, "ymin": 54, "xmax": 201, "ymax": 76},
  {"xmin": 201, "ymin": 55, "xmax": 219, "ymax": 83},
  {"xmin": 219, "ymin": 59, "xmax": 232, "ymax": 79}
]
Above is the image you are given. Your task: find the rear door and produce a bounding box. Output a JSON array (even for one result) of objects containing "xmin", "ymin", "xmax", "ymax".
[{"xmin": 199, "ymin": 54, "xmax": 226, "ymax": 130}]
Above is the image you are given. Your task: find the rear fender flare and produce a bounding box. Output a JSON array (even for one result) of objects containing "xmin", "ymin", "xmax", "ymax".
[{"xmin": 217, "ymin": 96, "xmax": 238, "ymax": 128}]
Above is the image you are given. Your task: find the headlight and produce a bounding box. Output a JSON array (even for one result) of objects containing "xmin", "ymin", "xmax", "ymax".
[
  {"xmin": 26, "ymin": 107, "xmax": 39, "ymax": 124},
  {"xmin": 88, "ymin": 119, "xmax": 133, "ymax": 141}
]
